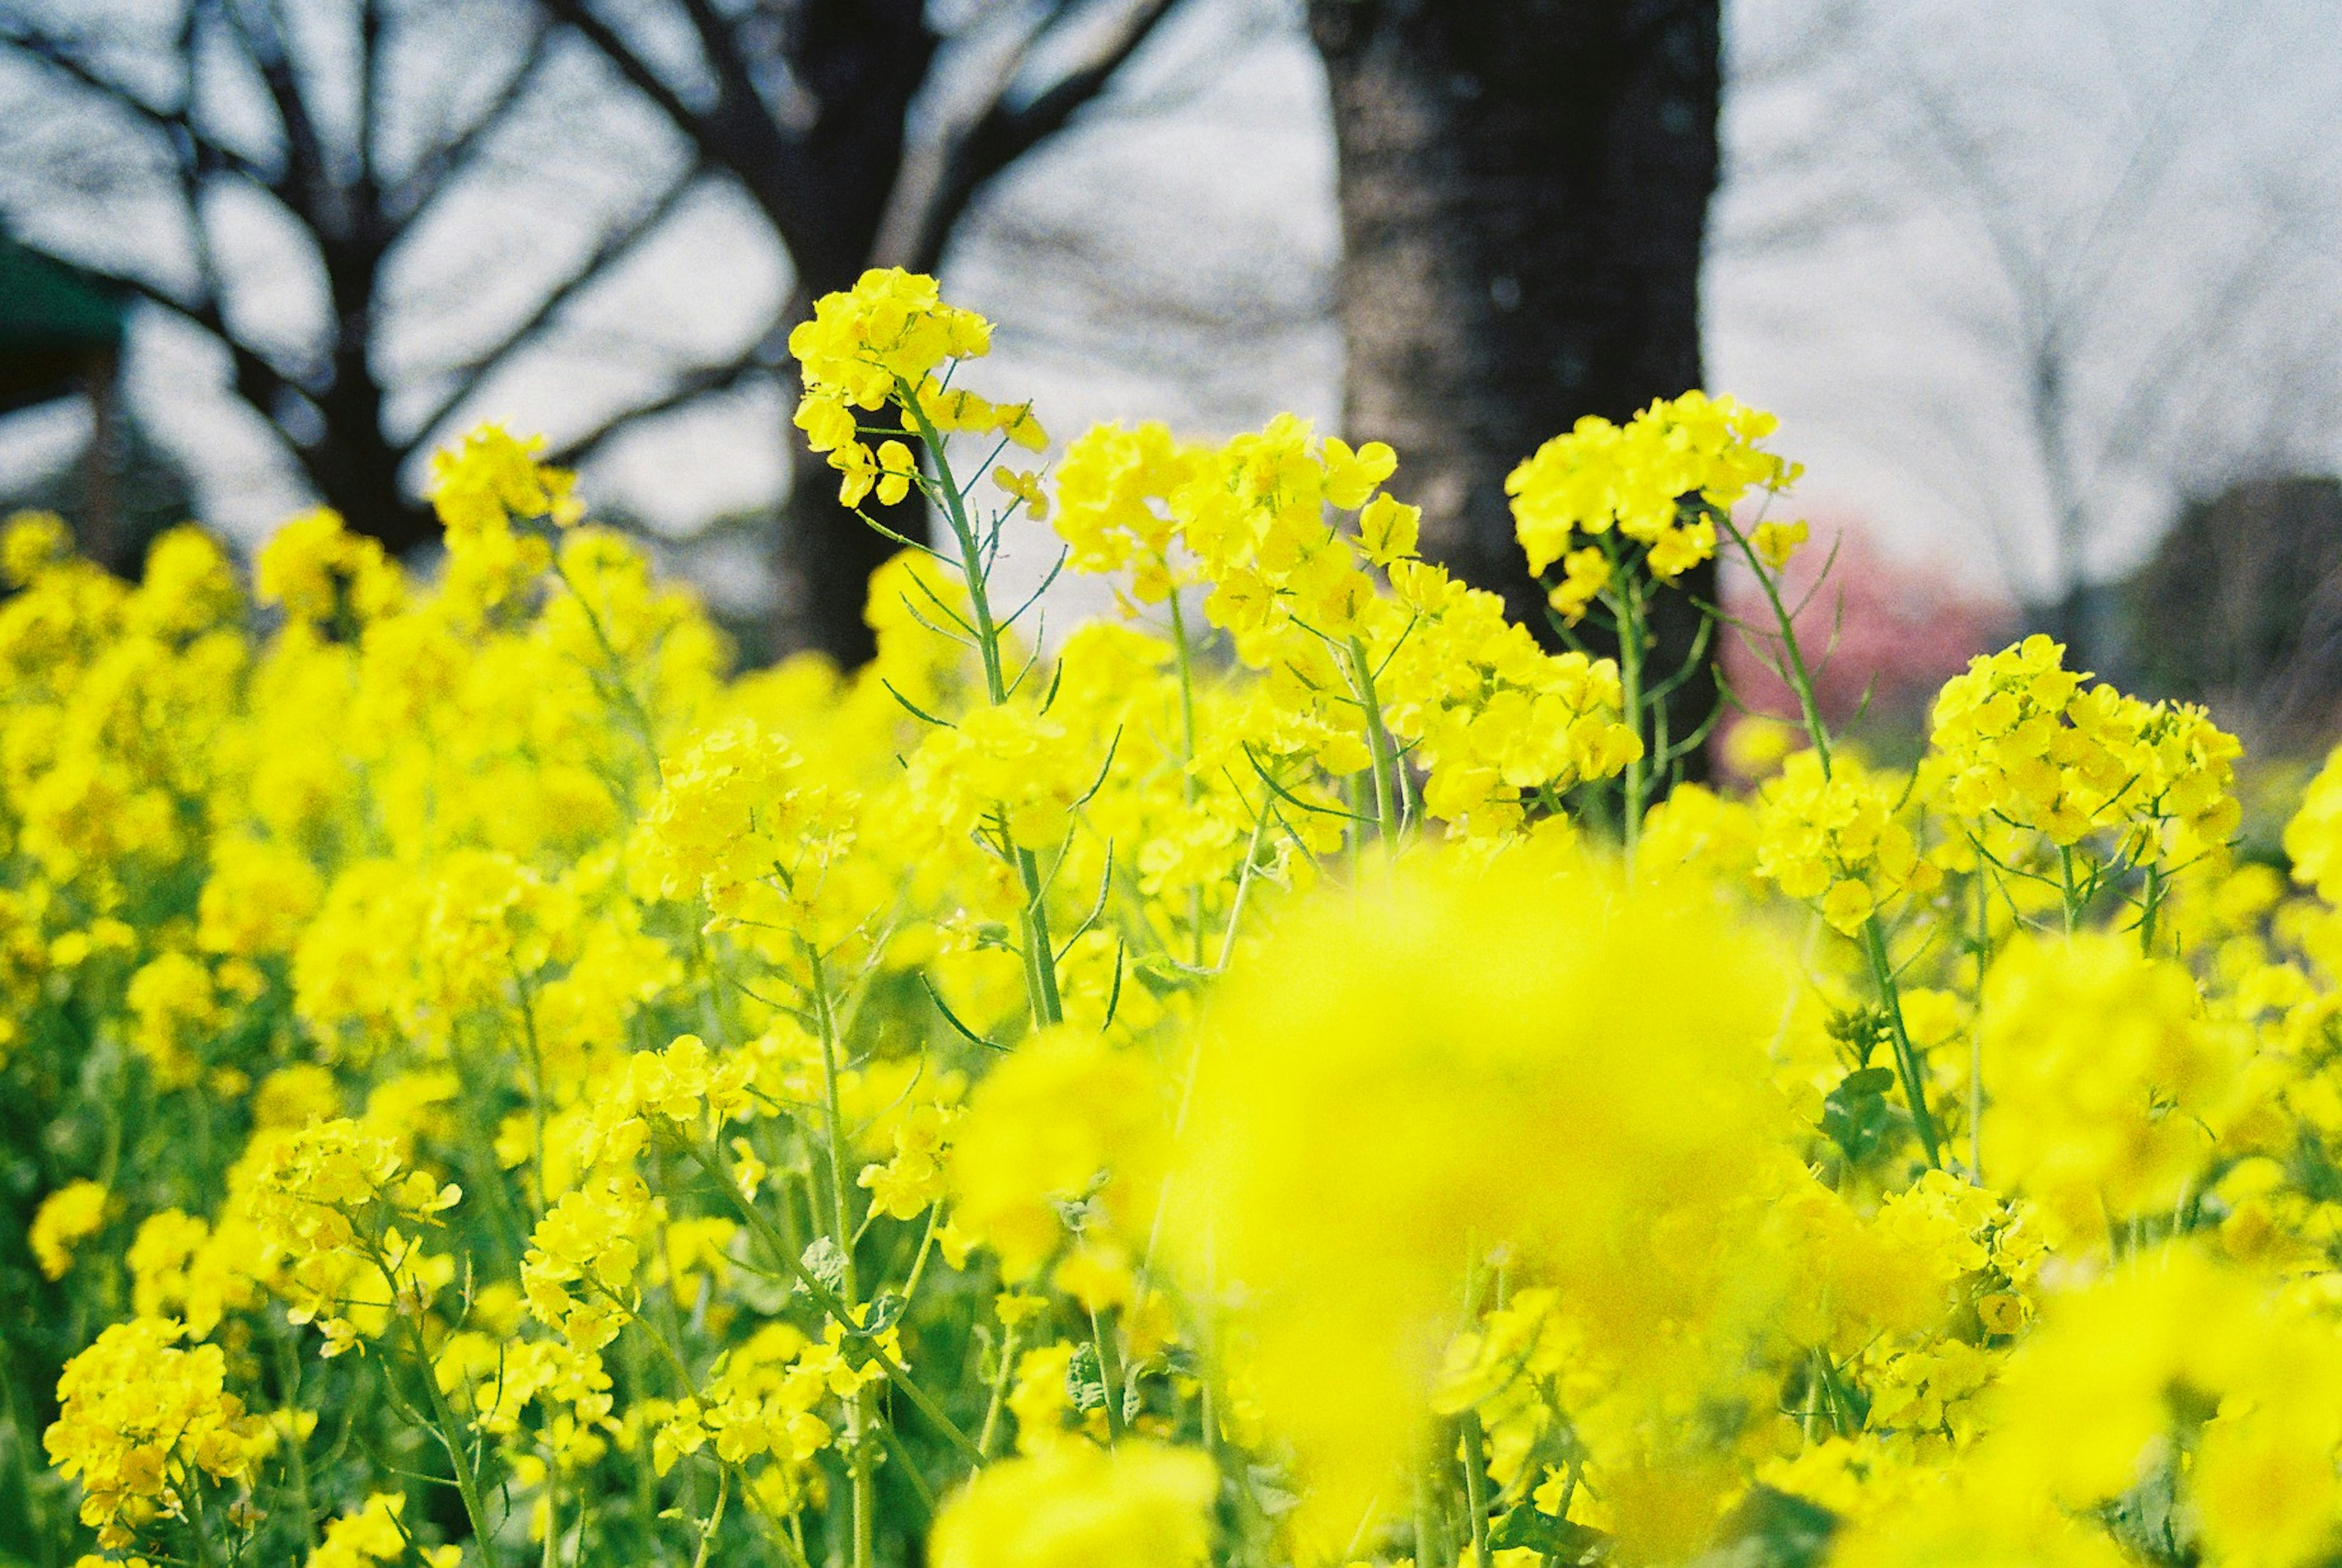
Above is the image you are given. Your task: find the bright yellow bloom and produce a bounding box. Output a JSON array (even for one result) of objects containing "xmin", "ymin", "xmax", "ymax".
[
  {"xmin": 30, "ymin": 1180, "xmax": 109, "ymax": 1280},
  {"xmin": 44, "ymin": 1319, "xmax": 270, "ymax": 1551},
  {"xmin": 1176, "ymin": 847, "xmax": 1792, "ymax": 1545},
  {"xmin": 1930, "ymin": 634, "xmax": 2240, "ymax": 864},
  {"xmin": 1751, "ymin": 517, "xmax": 1808, "ymax": 570},
  {"xmin": 930, "ymin": 1440, "xmax": 1216, "ymax": 1568},
  {"xmin": 1982, "ymin": 931, "xmax": 2255, "ymax": 1240},
  {"xmin": 257, "ymin": 509, "xmax": 404, "ymax": 629},
  {"xmin": 1508, "ymin": 391, "xmax": 1796, "ymax": 578}
]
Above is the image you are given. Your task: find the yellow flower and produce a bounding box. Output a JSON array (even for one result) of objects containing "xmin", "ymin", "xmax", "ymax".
[
  {"xmin": 948, "ymin": 1025, "xmax": 1170, "ymax": 1282},
  {"xmin": 1982, "ymin": 931, "xmax": 2249, "ymax": 1240},
  {"xmin": 1175, "ymin": 848, "xmax": 1792, "ymax": 1542},
  {"xmin": 2, "ymin": 507, "xmax": 71, "ymax": 584},
  {"xmin": 256, "ymin": 509, "xmax": 404, "ymax": 629},
  {"xmin": 930, "ymin": 1440, "xmax": 1216, "ymax": 1568},
  {"xmin": 44, "ymin": 1319, "xmax": 269, "ymax": 1551},
  {"xmin": 425, "ymin": 423, "xmax": 582, "ymax": 537},
  {"xmin": 30, "ymin": 1180, "xmax": 109, "ymax": 1280},
  {"xmin": 992, "ymin": 465, "xmax": 1051, "ymax": 521},
  {"xmin": 1508, "ymin": 391, "xmax": 1794, "ymax": 576},
  {"xmin": 1750, "ymin": 517, "xmax": 1809, "ymax": 570},
  {"xmin": 1545, "ymin": 545, "xmax": 1611, "ymax": 623}
]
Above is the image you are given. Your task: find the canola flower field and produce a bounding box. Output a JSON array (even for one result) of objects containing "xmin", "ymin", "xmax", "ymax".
[{"xmin": 3, "ymin": 269, "xmax": 2340, "ymax": 1568}]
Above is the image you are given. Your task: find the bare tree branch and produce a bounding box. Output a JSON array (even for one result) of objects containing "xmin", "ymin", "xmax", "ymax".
[
  {"xmin": 385, "ymin": 15, "xmax": 557, "ymax": 225},
  {"xmin": 0, "ymin": 7, "xmax": 276, "ymax": 192},
  {"xmin": 882, "ymin": 0, "xmax": 1183, "ymax": 273},
  {"xmin": 407, "ymin": 163, "xmax": 708, "ymax": 444},
  {"xmin": 543, "ymin": 349, "xmax": 768, "ymax": 470}
]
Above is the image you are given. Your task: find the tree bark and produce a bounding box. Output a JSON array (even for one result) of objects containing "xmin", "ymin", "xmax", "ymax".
[
  {"xmin": 739, "ymin": 2, "xmax": 937, "ymax": 666},
  {"xmin": 1308, "ymin": 0, "xmax": 1722, "ymax": 770}
]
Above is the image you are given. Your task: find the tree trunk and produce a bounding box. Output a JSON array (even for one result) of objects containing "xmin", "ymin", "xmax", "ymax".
[
  {"xmin": 1308, "ymin": 0, "xmax": 1722, "ymax": 771},
  {"xmin": 752, "ymin": 2, "xmax": 937, "ymax": 667},
  {"xmin": 773, "ymin": 437, "xmax": 923, "ymax": 665}
]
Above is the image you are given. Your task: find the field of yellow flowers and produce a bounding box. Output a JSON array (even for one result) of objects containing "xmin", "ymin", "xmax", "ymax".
[{"xmin": 5, "ymin": 268, "xmax": 2341, "ymax": 1568}]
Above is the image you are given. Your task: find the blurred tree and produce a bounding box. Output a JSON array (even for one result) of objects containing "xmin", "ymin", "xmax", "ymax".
[
  {"xmin": 0, "ymin": 0, "xmax": 717, "ymax": 556},
  {"xmin": 1877, "ymin": 3, "xmax": 2342, "ymax": 662},
  {"xmin": 0, "ymin": 228, "xmax": 139, "ymax": 568},
  {"xmin": 1306, "ymin": 0, "xmax": 1722, "ymax": 773},
  {"xmin": 0, "ymin": 409, "xmax": 202, "ymax": 579},
  {"xmin": 1714, "ymin": 1, "xmax": 2342, "ymax": 668},
  {"xmin": 2124, "ymin": 477, "xmax": 2342, "ymax": 753},
  {"xmin": 537, "ymin": 0, "xmax": 1189, "ymax": 662}
]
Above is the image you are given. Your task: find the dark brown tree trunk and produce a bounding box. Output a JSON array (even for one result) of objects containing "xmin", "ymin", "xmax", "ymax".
[
  {"xmin": 775, "ymin": 429, "xmax": 922, "ymax": 665},
  {"xmin": 1309, "ymin": 0, "xmax": 1722, "ymax": 773},
  {"xmin": 742, "ymin": 3, "xmax": 937, "ymax": 666}
]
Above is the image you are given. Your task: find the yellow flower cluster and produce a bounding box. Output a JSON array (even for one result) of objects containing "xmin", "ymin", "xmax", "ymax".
[
  {"xmin": 1932, "ymin": 632, "xmax": 2243, "ymax": 863},
  {"xmin": 1753, "ymin": 750, "xmax": 1941, "ymax": 934},
  {"xmin": 425, "ymin": 423, "xmax": 585, "ymax": 612},
  {"xmin": 43, "ymin": 1319, "xmax": 270, "ymax": 1551},
  {"xmin": 309, "ymin": 1494, "xmax": 460, "ymax": 1568},
  {"xmin": 1980, "ymin": 930, "xmax": 2265, "ymax": 1241},
  {"xmin": 1050, "ymin": 410, "xmax": 1642, "ymax": 837},
  {"xmin": 791, "ymin": 268, "xmax": 1043, "ymax": 509},
  {"xmin": 256, "ymin": 508, "xmax": 404, "ymax": 631},
  {"xmin": 1506, "ymin": 390, "xmax": 1796, "ymax": 581},
  {"xmin": 247, "ymin": 1118, "xmax": 461, "ymax": 1355},
  {"xmin": 30, "ymin": 1177, "xmax": 109, "ymax": 1278},
  {"xmin": 16, "ymin": 270, "xmax": 2342, "ymax": 1568},
  {"xmin": 931, "ymin": 1441, "xmax": 1216, "ymax": 1568}
]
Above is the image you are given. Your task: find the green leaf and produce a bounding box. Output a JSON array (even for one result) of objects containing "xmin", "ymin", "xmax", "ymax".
[
  {"xmin": 1488, "ymin": 1503, "xmax": 1608, "ymax": 1563},
  {"xmin": 1821, "ymin": 1067, "xmax": 1900, "ymax": 1162},
  {"xmin": 795, "ymin": 1237, "xmax": 848, "ymax": 1298},
  {"xmin": 1065, "ymin": 1342, "xmax": 1107, "ymax": 1411},
  {"xmin": 1694, "ymin": 1486, "xmax": 1837, "ymax": 1568}
]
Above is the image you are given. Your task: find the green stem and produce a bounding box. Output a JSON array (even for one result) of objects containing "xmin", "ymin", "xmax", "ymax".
[
  {"xmin": 894, "ymin": 378, "xmax": 1064, "ymax": 1028},
  {"xmin": 1460, "ymin": 1412, "xmax": 1495, "ymax": 1568},
  {"xmin": 1090, "ymin": 1306, "xmax": 1127, "ymax": 1444},
  {"xmin": 550, "ymin": 551, "xmax": 662, "ymax": 786},
  {"xmin": 186, "ymin": 1479, "xmax": 228, "ymax": 1568},
  {"xmin": 511, "ymin": 971, "xmax": 550, "ymax": 1220},
  {"xmin": 1971, "ymin": 872, "xmax": 1989, "ymax": 1182},
  {"xmin": 1170, "ymin": 590, "xmax": 1207, "ymax": 965},
  {"xmin": 1719, "ymin": 514, "xmax": 1833, "ymax": 774},
  {"xmin": 1413, "ymin": 1450, "xmax": 1447, "ymax": 1568},
  {"xmin": 687, "ymin": 1468, "xmax": 727, "ymax": 1568},
  {"xmin": 687, "ymin": 1140, "xmax": 985, "ymax": 1467},
  {"xmin": 1862, "ymin": 919, "xmax": 1943, "ymax": 1170},
  {"xmin": 394, "ymin": 1303, "xmax": 501, "ymax": 1567},
  {"xmin": 541, "ymin": 1452, "xmax": 561, "ymax": 1568},
  {"xmin": 2138, "ymin": 860, "xmax": 2164, "ymax": 954},
  {"xmin": 848, "ymin": 1387, "xmax": 877, "ymax": 1568},
  {"xmin": 806, "ymin": 949, "xmax": 861, "ymax": 1304},
  {"xmin": 1347, "ymin": 635, "xmax": 1400, "ymax": 845},
  {"xmin": 900, "ymin": 1204, "xmax": 945, "ymax": 1306},
  {"xmin": 271, "ymin": 1328, "xmax": 320, "ymax": 1553},
  {"xmin": 806, "ymin": 948, "xmax": 875, "ymax": 1568},
  {"xmin": 1612, "ymin": 571, "xmax": 1650, "ymax": 860},
  {"xmin": 975, "ymin": 1323, "xmax": 1024, "ymax": 1463}
]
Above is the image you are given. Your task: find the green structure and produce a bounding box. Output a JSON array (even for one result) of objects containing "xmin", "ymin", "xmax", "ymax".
[{"xmin": 0, "ymin": 229, "xmax": 129, "ymax": 560}]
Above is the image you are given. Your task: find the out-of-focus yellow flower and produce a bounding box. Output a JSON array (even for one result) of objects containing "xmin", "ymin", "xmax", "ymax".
[
  {"xmin": 30, "ymin": 1180, "xmax": 109, "ymax": 1280},
  {"xmin": 929, "ymin": 1440, "xmax": 1215, "ymax": 1568}
]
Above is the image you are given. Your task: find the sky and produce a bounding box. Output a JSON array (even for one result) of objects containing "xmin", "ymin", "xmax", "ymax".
[{"xmin": 4, "ymin": 0, "xmax": 2340, "ymax": 617}]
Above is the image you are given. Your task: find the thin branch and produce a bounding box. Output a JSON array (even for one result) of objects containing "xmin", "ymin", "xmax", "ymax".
[
  {"xmin": 385, "ymin": 15, "xmax": 556, "ymax": 225},
  {"xmin": 881, "ymin": 0, "xmax": 1184, "ymax": 273},
  {"xmin": 0, "ymin": 9, "xmax": 276, "ymax": 190},
  {"xmin": 543, "ymin": 351, "xmax": 768, "ymax": 470},
  {"xmin": 409, "ymin": 163, "xmax": 708, "ymax": 445}
]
